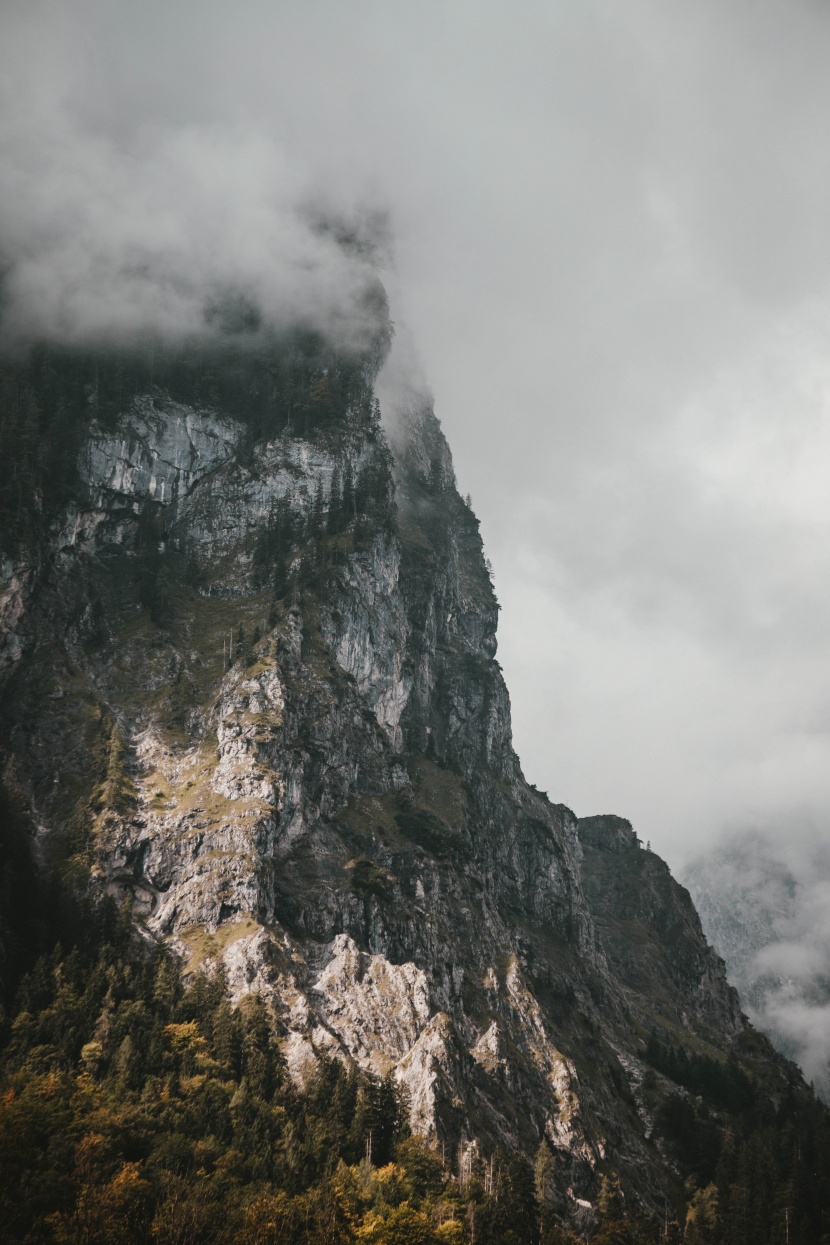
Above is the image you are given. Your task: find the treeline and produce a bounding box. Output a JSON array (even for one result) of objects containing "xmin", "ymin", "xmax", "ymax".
[
  {"xmin": 4, "ymin": 869, "xmax": 830, "ymax": 1241},
  {"xmin": 643, "ymin": 1033, "xmax": 830, "ymax": 1243},
  {"xmin": 0, "ymin": 891, "xmax": 405, "ymax": 1242},
  {"xmin": 645, "ymin": 1034, "xmax": 754, "ymax": 1111},
  {"xmin": 0, "ymin": 357, "xmax": 83, "ymax": 550},
  {"xmin": 0, "ymin": 885, "xmax": 570, "ymax": 1244}
]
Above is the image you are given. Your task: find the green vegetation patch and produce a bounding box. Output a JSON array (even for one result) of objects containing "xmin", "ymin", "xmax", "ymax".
[
  {"xmin": 406, "ymin": 755, "xmax": 470, "ymax": 827},
  {"xmin": 393, "ymin": 807, "xmax": 458, "ymax": 858},
  {"xmin": 336, "ymin": 756, "xmax": 469, "ymax": 866},
  {"xmin": 645, "ymin": 1033, "xmax": 755, "ymax": 1112},
  {"xmin": 178, "ymin": 915, "xmax": 263, "ymax": 969},
  {"xmin": 346, "ymin": 858, "xmax": 394, "ymax": 899}
]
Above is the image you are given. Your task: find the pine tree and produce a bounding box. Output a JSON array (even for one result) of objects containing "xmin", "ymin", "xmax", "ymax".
[
  {"xmin": 327, "ymin": 465, "xmax": 342, "ymax": 535},
  {"xmin": 685, "ymin": 1183, "xmax": 719, "ymax": 1244},
  {"xmin": 342, "ymin": 460, "xmax": 356, "ymax": 522}
]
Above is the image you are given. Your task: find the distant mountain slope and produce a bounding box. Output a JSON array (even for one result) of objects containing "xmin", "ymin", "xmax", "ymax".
[{"xmin": 684, "ymin": 833, "xmax": 830, "ymax": 1102}]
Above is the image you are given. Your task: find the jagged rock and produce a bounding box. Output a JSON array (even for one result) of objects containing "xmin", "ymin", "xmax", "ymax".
[{"xmin": 0, "ymin": 368, "xmax": 798, "ymax": 1218}]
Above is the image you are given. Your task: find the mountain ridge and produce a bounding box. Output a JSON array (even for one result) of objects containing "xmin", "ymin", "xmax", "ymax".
[{"xmin": 1, "ymin": 335, "xmax": 828, "ymax": 1240}]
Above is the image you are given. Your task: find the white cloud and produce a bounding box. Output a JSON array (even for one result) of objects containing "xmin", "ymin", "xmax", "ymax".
[{"xmin": 4, "ymin": 0, "xmax": 830, "ymax": 864}]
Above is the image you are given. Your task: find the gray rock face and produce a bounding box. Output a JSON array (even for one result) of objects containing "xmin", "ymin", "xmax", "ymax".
[
  {"xmin": 79, "ymin": 397, "xmax": 241, "ymax": 510},
  {"xmin": 579, "ymin": 817, "xmax": 744, "ymax": 1039},
  {"xmin": 0, "ymin": 384, "xmax": 769, "ymax": 1215}
]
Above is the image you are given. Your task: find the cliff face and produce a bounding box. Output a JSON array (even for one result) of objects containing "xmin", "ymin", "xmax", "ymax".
[
  {"xmin": 579, "ymin": 816, "xmax": 743, "ymax": 1038},
  {"xmin": 0, "ymin": 361, "xmax": 798, "ymax": 1219}
]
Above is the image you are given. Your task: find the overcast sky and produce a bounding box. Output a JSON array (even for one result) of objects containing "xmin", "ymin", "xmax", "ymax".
[{"xmin": 4, "ymin": 0, "xmax": 830, "ymax": 867}]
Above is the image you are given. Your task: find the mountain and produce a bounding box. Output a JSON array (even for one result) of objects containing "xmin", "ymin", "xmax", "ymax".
[{"xmin": 1, "ymin": 323, "xmax": 829, "ymax": 1242}]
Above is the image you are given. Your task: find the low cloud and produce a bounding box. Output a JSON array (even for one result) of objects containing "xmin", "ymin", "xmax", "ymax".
[
  {"xmin": 685, "ymin": 827, "xmax": 830, "ymax": 1096},
  {"xmin": 0, "ymin": 17, "xmax": 386, "ymax": 351},
  {"xmin": 4, "ymin": 0, "xmax": 830, "ymax": 870}
]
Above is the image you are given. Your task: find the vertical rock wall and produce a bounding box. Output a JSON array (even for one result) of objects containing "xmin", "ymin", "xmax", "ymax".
[{"xmin": 0, "ymin": 382, "xmax": 776, "ymax": 1218}]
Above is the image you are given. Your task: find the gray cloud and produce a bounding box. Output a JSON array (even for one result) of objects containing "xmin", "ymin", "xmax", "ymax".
[
  {"xmin": 3, "ymin": 0, "xmax": 830, "ymax": 863},
  {"xmin": 0, "ymin": 5, "xmax": 386, "ymax": 350},
  {"xmin": 685, "ymin": 827, "xmax": 830, "ymax": 1095}
]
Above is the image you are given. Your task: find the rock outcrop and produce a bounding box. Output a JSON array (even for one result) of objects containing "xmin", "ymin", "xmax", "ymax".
[{"xmin": 0, "ymin": 350, "xmax": 801, "ymax": 1219}]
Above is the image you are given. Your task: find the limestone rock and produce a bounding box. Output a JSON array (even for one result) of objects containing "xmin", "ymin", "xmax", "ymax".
[{"xmin": 0, "ymin": 382, "xmax": 775, "ymax": 1216}]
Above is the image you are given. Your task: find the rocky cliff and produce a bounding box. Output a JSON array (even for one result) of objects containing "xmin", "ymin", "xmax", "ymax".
[{"xmin": 0, "ymin": 343, "xmax": 813, "ymax": 1225}]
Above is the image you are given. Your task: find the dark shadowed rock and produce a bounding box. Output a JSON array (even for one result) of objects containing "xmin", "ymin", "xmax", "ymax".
[{"xmin": 0, "ymin": 350, "xmax": 821, "ymax": 1224}]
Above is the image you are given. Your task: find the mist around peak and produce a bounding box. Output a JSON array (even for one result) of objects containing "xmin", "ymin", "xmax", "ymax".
[
  {"xmin": 0, "ymin": 45, "xmax": 390, "ymax": 359},
  {"xmin": 684, "ymin": 825, "xmax": 830, "ymax": 1099}
]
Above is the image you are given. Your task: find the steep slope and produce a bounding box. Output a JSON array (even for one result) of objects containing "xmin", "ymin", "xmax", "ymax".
[
  {"xmin": 0, "ymin": 341, "xmax": 825, "ymax": 1232},
  {"xmin": 578, "ymin": 816, "xmax": 743, "ymax": 1040}
]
